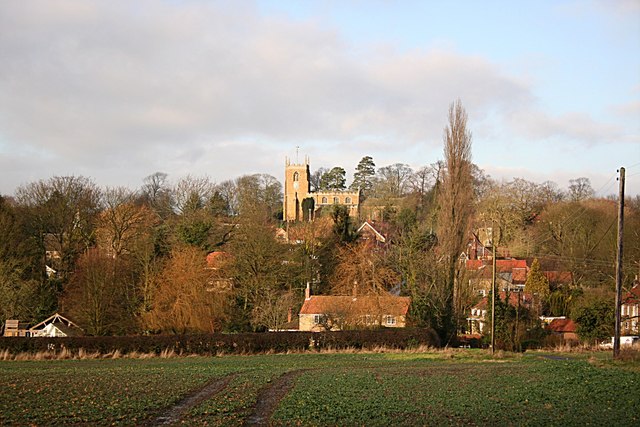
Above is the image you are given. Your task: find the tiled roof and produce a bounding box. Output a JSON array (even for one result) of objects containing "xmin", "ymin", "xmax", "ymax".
[
  {"xmin": 547, "ymin": 318, "xmax": 577, "ymax": 333},
  {"xmin": 512, "ymin": 268, "xmax": 528, "ymax": 283},
  {"xmin": 466, "ymin": 259, "xmax": 528, "ymax": 272},
  {"xmin": 623, "ymin": 284, "xmax": 640, "ymax": 305},
  {"xmin": 472, "ymin": 292, "xmax": 533, "ymax": 310},
  {"xmin": 544, "ymin": 271, "xmax": 573, "ymax": 284},
  {"xmin": 300, "ymin": 295, "xmax": 410, "ymax": 316}
]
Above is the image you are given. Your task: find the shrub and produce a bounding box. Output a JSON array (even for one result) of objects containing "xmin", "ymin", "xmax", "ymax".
[{"xmin": 0, "ymin": 328, "xmax": 439, "ymax": 356}]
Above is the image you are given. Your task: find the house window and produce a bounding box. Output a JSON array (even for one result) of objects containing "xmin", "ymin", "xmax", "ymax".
[
  {"xmin": 321, "ymin": 197, "xmax": 328, "ymax": 204},
  {"xmin": 345, "ymin": 197, "xmax": 351, "ymax": 204},
  {"xmin": 313, "ymin": 314, "xmax": 324, "ymax": 325},
  {"xmin": 333, "ymin": 197, "xmax": 340, "ymax": 204},
  {"xmin": 293, "ymin": 172, "xmax": 299, "ymax": 182},
  {"xmin": 385, "ymin": 316, "xmax": 397, "ymax": 326}
]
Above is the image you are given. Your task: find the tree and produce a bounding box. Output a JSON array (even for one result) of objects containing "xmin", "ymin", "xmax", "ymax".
[
  {"xmin": 330, "ymin": 204, "xmax": 355, "ymax": 243},
  {"xmin": 141, "ymin": 172, "xmax": 172, "ymax": 218},
  {"xmin": 65, "ymin": 249, "xmax": 134, "ymax": 335},
  {"xmin": 572, "ymin": 290, "xmax": 615, "ymax": 344},
  {"xmin": 229, "ymin": 211, "xmax": 292, "ymax": 330},
  {"xmin": 568, "ymin": 177, "xmax": 594, "ymax": 202},
  {"xmin": 525, "ymin": 258, "xmax": 550, "ymax": 315},
  {"xmin": 172, "ymin": 175, "xmax": 215, "ymax": 215},
  {"xmin": 310, "ymin": 167, "xmax": 329, "ymax": 193},
  {"xmin": 436, "ymin": 100, "xmax": 474, "ymax": 342},
  {"xmin": 320, "ymin": 167, "xmax": 347, "ymax": 191},
  {"xmin": 375, "ymin": 163, "xmax": 413, "ymax": 198},
  {"xmin": 143, "ymin": 246, "xmax": 229, "ymax": 333},
  {"xmin": 96, "ymin": 187, "xmax": 157, "ymax": 257},
  {"xmin": 331, "ymin": 242, "xmax": 400, "ymax": 296},
  {"xmin": 235, "ymin": 174, "xmax": 283, "ymax": 218},
  {"xmin": 16, "ymin": 176, "xmax": 102, "ymax": 286},
  {"xmin": 350, "ymin": 156, "xmax": 376, "ymax": 195},
  {"xmin": 251, "ymin": 289, "xmax": 295, "ymax": 331}
]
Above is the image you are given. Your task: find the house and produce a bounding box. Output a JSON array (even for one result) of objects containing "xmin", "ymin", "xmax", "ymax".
[
  {"xmin": 467, "ymin": 291, "xmax": 533, "ymax": 334},
  {"xmin": 466, "ymin": 259, "xmax": 529, "ymax": 295},
  {"xmin": 466, "ymin": 258, "xmax": 572, "ymax": 296},
  {"xmin": 205, "ymin": 251, "xmax": 233, "ymax": 291},
  {"xmin": 29, "ymin": 313, "xmax": 82, "ymax": 337},
  {"xmin": 357, "ymin": 221, "xmax": 387, "ymax": 245},
  {"xmin": 299, "ymin": 285, "xmax": 410, "ymax": 331},
  {"xmin": 546, "ymin": 318, "xmax": 578, "ymax": 342},
  {"xmin": 622, "ymin": 278, "xmax": 640, "ymax": 334}
]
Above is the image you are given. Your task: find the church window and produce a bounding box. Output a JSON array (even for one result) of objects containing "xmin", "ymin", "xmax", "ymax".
[
  {"xmin": 321, "ymin": 197, "xmax": 328, "ymax": 204},
  {"xmin": 345, "ymin": 197, "xmax": 351, "ymax": 204},
  {"xmin": 333, "ymin": 197, "xmax": 340, "ymax": 204},
  {"xmin": 293, "ymin": 172, "xmax": 299, "ymax": 182}
]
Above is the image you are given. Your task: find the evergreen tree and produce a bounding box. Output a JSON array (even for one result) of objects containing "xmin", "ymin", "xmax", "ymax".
[
  {"xmin": 525, "ymin": 258, "xmax": 550, "ymax": 315},
  {"xmin": 350, "ymin": 156, "xmax": 376, "ymax": 195},
  {"xmin": 320, "ymin": 167, "xmax": 347, "ymax": 190}
]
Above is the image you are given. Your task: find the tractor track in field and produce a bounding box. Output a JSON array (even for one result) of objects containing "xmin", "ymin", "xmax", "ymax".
[
  {"xmin": 149, "ymin": 373, "xmax": 237, "ymax": 426},
  {"xmin": 244, "ymin": 369, "xmax": 306, "ymax": 426}
]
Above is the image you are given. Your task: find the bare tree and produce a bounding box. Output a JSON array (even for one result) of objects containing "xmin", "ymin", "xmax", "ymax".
[
  {"xmin": 568, "ymin": 177, "xmax": 595, "ymax": 202},
  {"xmin": 172, "ymin": 175, "xmax": 215, "ymax": 215},
  {"xmin": 436, "ymin": 100, "xmax": 474, "ymax": 342},
  {"xmin": 331, "ymin": 241, "xmax": 400, "ymax": 296},
  {"xmin": 97, "ymin": 187, "xmax": 157, "ymax": 257},
  {"xmin": 375, "ymin": 163, "xmax": 413, "ymax": 198}
]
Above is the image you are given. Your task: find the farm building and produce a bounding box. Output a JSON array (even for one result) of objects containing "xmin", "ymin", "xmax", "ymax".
[
  {"xmin": 2, "ymin": 320, "xmax": 31, "ymax": 337},
  {"xmin": 29, "ymin": 313, "xmax": 83, "ymax": 337}
]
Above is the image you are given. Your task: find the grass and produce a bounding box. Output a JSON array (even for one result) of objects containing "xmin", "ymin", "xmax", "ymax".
[{"xmin": 1, "ymin": 349, "xmax": 638, "ymax": 426}]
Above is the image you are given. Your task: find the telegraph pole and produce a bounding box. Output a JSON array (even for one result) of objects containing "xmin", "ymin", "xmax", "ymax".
[
  {"xmin": 491, "ymin": 224, "xmax": 497, "ymax": 354},
  {"xmin": 614, "ymin": 167, "xmax": 625, "ymax": 359}
]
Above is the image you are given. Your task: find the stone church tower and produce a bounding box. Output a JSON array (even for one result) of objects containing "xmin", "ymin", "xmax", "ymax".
[
  {"xmin": 284, "ymin": 156, "xmax": 360, "ymax": 222},
  {"xmin": 283, "ymin": 156, "xmax": 311, "ymax": 222}
]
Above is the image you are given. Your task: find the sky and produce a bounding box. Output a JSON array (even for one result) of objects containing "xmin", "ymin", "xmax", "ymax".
[{"xmin": 1, "ymin": 0, "xmax": 639, "ymax": 197}]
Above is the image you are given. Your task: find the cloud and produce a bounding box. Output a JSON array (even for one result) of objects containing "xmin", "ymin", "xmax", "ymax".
[{"xmin": 0, "ymin": 0, "xmax": 635, "ymax": 194}]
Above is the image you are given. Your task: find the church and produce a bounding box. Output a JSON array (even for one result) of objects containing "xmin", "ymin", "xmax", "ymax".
[{"xmin": 283, "ymin": 156, "xmax": 360, "ymax": 222}]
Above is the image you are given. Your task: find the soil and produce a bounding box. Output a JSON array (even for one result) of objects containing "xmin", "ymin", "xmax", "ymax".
[
  {"xmin": 244, "ymin": 370, "xmax": 305, "ymax": 426},
  {"xmin": 149, "ymin": 373, "xmax": 237, "ymax": 426}
]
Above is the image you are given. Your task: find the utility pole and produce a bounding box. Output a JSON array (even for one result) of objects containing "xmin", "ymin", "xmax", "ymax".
[
  {"xmin": 491, "ymin": 224, "xmax": 497, "ymax": 355},
  {"xmin": 614, "ymin": 167, "xmax": 625, "ymax": 359}
]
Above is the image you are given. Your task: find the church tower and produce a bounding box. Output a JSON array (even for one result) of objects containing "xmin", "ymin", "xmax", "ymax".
[{"xmin": 283, "ymin": 156, "xmax": 311, "ymax": 221}]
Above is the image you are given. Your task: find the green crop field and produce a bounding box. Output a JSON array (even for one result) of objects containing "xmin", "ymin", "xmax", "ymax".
[{"xmin": 1, "ymin": 350, "xmax": 638, "ymax": 426}]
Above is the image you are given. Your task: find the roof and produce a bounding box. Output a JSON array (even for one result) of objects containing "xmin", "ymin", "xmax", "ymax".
[
  {"xmin": 472, "ymin": 292, "xmax": 533, "ymax": 311},
  {"xmin": 623, "ymin": 284, "xmax": 640, "ymax": 305},
  {"xmin": 30, "ymin": 313, "xmax": 82, "ymax": 332},
  {"xmin": 547, "ymin": 318, "xmax": 577, "ymax": 333},
  {"xmin": 357, "ymin": 221, "xmax": 387, "ymax": 243},
  {"xmin": 300, "ymin": 295, "xmax": 410, "ymax": 316},
  {"xmin": 466, "ymin": 259, "xmax": 528, "ymax": 272},
  {"xmin": 544, "ymin": 271, "xmax": 573, "ymax": 285}
]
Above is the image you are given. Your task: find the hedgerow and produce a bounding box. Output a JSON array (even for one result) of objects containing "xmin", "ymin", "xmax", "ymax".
[{"xmin": 0, "ymin": 328, "xmax": 439, "ymax": 356}]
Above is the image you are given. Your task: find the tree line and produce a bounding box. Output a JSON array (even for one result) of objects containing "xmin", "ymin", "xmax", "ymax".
[{"xmin": 1, "ymin": 100, "xmax": 639, "ymax": 344}]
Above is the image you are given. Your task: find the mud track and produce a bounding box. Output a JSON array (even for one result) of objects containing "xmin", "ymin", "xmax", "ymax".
[
  {"xmin": 149, "ymin": 373, "xmax": 236, "ymax": 426},
  {"xmin": 244, "ymin": 370, "xmax": 305, "ymax": 426}
]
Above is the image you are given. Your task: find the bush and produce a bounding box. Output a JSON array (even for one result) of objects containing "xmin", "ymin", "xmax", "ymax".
[{"xmin": 0, "ymin": 328, "xmax": 439, "ymax": 356}]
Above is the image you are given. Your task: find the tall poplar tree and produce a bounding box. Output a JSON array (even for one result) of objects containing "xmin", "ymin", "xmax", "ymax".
[{"xmin": 436, "ymin": 100, "xmax": 474, "ymax": 343}]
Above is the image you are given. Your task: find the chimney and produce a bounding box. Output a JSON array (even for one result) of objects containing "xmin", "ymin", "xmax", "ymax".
[{"xmin": 305, "ymin": 282, "xmax": 311, "ymax": 300}]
